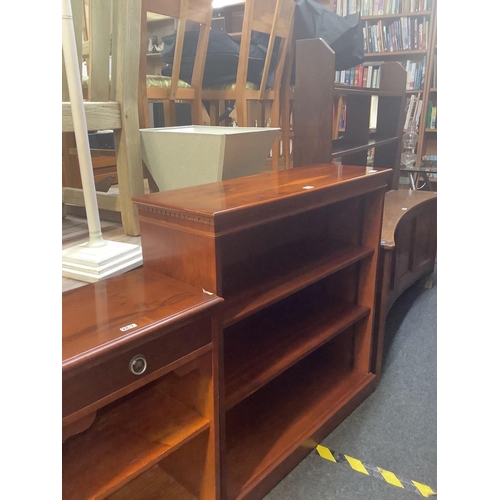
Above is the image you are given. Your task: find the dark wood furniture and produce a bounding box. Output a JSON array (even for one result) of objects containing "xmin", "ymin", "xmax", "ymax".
[
  {"xmin": 373, "ymin": 189, "xmax": 437, "ymax": 379},
  {"xmin": 62, "ymin": 268, "xmax": 224, "ymax": 499},
  {"xmin": 133, "ymin": 164, "xmax": 392, "ymax": 500},
  {"xmin": 292, "ymin": 38, "xmax": 407, "ymax": 190}
]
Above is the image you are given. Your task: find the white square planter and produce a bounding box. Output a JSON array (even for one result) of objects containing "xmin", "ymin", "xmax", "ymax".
[{"xmin": 140, "ymin": 125, "xmax": 280, "ymax": 191}]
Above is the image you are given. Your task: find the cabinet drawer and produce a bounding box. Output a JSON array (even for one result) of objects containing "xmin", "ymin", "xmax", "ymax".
[{"xmin": 63, "ymin": 314, "xmax": 212, "ymax": 421}]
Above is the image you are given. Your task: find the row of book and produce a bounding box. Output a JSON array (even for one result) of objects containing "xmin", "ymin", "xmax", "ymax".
[
  {"xmin": 359, "ymin": 0, "xmax": 432, "ymax": 16},
  {"xmin": 431, "ymin": 53, "xmax": 437, "ymax": 88},
  {"xmin": 405, "ymin": 58, "xmax": 426, "ymax": 90},
  {"xmin": 331, "ymin": 0, "xmax": 432, "ymax": 16},
  {"xmin": 424, "ymin": 101, "xmax": 437, "ymax": 129},
  {"xmin": 363, "ymin": 17, "xmax": 429, "ymax": 53},
  {"xmin": 336, "ymin": 103, "xmax": 347, "ymax": 132},
  {"xmin": 335, "ymin": 57, "xmax": 426, "ymax": 91},
  {"xmin": 335, "ymin": 63, "xmax": 382, "ymax": 88},
  {"xmin": 404, "ymin": 93, "xmax": 423, "ymax": 130}
]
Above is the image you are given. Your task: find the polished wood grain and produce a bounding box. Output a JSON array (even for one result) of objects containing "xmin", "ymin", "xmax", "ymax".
[
  {"xmin": 134, "ymin": 164, "xmax": 389, "ymax": 500},
  {"xmin": 63, "ymin": 317, "xmax": 212, "ymax": 424},
  {"xmin": 223, "ymin": 245, "xmax": 373, "ymax": 327},
  {"xmin": 225, "ymin": 337, "xmax": 377, "ymax": 500},
  {"xmin": 380, "ymin": 190, "xmax": 437, "ymax": 248},
  {"xmin": 133, "ymin": 164, "xmax": 391, "ymax": 235},
  {"xmin": 63, "ymin": 380, "xmax": 210, "ymax": 499},
  {"xmin": 372, "ymin": 189, "xmax": 437, "ymax": 380},
  {"xmin": 225, "ymin": 296, "xmax": 370, "ymax": 409},
  {"xmin": 62, "ymin": 267, "xmax": 224, "ymax": 499},
  {"xmin": 107, "ymin": 465, "xmax": 196, "ymax": 500},
  {"xmin": 63, "ymin": 268, "xmax": 220, "ymax": 371}
]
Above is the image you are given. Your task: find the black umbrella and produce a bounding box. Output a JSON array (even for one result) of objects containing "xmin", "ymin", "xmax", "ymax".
[{"xmin": 293, "ymin": 0, "xmax": 365, "ymax": 72}]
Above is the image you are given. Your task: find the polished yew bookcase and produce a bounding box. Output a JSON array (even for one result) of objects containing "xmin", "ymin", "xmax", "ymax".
[
  {"xmin": 133, "ymin": 164, "xmax": 392, "ymax": 500},
  {"xmin": 62, "ymin": 269, "xmax": 224, "ymax": 499}
]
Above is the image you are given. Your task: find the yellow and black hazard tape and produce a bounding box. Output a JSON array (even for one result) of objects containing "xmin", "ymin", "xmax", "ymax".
[{"xmin": 316, "ymin": 445, "xmax": 437, "ymax": 498}]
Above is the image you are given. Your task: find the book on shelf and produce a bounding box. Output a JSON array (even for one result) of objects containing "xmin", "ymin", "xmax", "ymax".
[
  {"xmin": 363, "ymin": 16, "xmax": 428, "ymax": 54},
  {"xmin": 359, "ymin": 0, "xmax": 432, "ymax": 16},
  {"xmin": 404, "ymin": 94, "xmax": 417, "ymax": 129},
  {"xmin": 335, "ymin": 62, "xmax": 382, "ymax": 88},
  {"xmin": 362, "ymin": 66, "xmax": 368, "ymax": 86},
  {"xmin": 431, "ymin": 53, "xmax": 437, "ymax": 88},
  {"xmin": 354, "ymin": 65, "xmax": 361, "ymax": 86},
  {"xmin": 424, "ymin": 101, "xmax": 437, "ymax": 129},
  {"xmin": 366, "ymin": 65, "xmax": 373, "ymax": 88},
  {"xmin": 414, "ymin": 97, "xmax": 423, "ymax": 128},
  {"xmin": 430, "ymin": 106, "xmax": 437, "ymax": 128},
  {"xmin": 404, "ymin": 57, "xmax": 425, "ymax": 90}
]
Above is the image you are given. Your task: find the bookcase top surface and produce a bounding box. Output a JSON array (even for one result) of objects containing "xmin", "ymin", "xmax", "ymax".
[
  {"xmin": 133, "ymin": 165, "xmax": 391, "ymax": 222},
  {"xmin": 381, "ymin": 189, "xmax": 437, "ymax": 249},
  {"xmin": 62, "ymin": 268, "xmax": 222, "ymax": 371}
]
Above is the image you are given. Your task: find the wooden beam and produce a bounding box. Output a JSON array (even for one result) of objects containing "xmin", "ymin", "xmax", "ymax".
[
  {"xmin": 62, "ymin": 187, "xmax": 121, "ymax": 212},
  {"xmin": 88, "ymin": 0, "xmax": 112, "ymax": 101},
  {"xmin": 69, "ymin": 148, "xmax": 116, "ymax": 157},
  {"xmin": 111, "ymin": 0, "xmax": 144, "ymax": 236},
  {"xmin": 62, "ymin": 101, "xmax": 122, "ymax": 132}
]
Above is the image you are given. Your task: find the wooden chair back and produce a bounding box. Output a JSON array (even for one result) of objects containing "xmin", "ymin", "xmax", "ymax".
[
  {"xmin": 62, "ymin": 0, "xmax": 145, "ymax": 236},
  {"xmin": 140, "ymin": 0, "xmax": 213, "ymax": 126},
  {"xmin": 84, "ymin": 1, "xmax": 113, "ymax": 102},
  {"xmin": 237, "ymin": 0, "xmax": 295, "ymax": 100}
]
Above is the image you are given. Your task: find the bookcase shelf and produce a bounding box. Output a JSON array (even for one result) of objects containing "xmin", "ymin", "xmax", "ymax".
[
  {"xmin": 134, "ymin": 163, "xmax": 391, "ymax": 499},
  {"xmin": 225, "ymin": 336, "xmax": 376, "ymax": 499},
  {"xmin": 223, "ymin": 245, "xmax": 374, "ymax": 327},
  {"xmin": 107, "ymin": 466, "xmax": 197, "ymax": 500},
  {"xmin": 63, "ymin": 379, "xmax": 211, "ymax": 499},
  {"xmin": 225, "ymin": 295, "xmax": 371, "ymax": 409}
]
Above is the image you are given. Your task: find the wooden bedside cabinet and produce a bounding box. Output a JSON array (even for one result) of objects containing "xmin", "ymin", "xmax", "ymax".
[{"xmin": 62, "ymin": 268, "xmax": 223, "ymax": 500}]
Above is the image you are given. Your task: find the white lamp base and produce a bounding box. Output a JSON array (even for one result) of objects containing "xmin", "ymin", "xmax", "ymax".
[{"xmin": 62, "ymin": 240, "xmax": 143, "ymax": 283}]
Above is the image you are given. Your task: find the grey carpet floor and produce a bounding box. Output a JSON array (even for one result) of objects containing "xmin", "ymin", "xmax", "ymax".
[{"xmin": 264, "ymin": 270, "xmax": 437, "ymax": 500}]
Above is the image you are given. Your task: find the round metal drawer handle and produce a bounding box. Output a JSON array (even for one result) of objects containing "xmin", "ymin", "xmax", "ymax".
[{"xmin": 129, "ymin": 354, "xmax": 147, "ymax": 375}]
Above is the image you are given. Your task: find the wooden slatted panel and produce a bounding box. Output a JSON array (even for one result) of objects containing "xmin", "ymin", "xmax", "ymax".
[
  {"xmin": 89, "ymin": 0, "xmax": 111, "ymax": 101},
  {"xmin": 252, "ymin": 0, "xmax": 294, "ymax": 38},
  {"xmin": 111, "ymin": 0, "xmax": 144, "ymax": 236},
  {"xmin": 62, "ymin": 187, "xmax": 121, "ymax": 211},
  {"xmin": 145, "ymin": 0, "xmax": 211, "ymax": 24},
  {"xmin": 62, "ymin": 101, "xmax": 122, "ymax": 132}
]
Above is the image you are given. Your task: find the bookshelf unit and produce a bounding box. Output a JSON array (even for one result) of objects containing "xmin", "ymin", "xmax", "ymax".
[
  {"xmin": 293, "ymin": 37, "xmax": 406, "ymax": 190},
  {"xmin": 62, "ymin": 269, "xmax": 224, "ymax": 500},
  {"xmin": 416, "ymin": 7, "xmax": 437, "ymax": 171},
  {"xmin": 318, "ymin": 0, "xmax": 437, "ymax": 175},
  {"xmin": 133, "ymin": 163, "xmax": 392, "ymax": 500}
]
